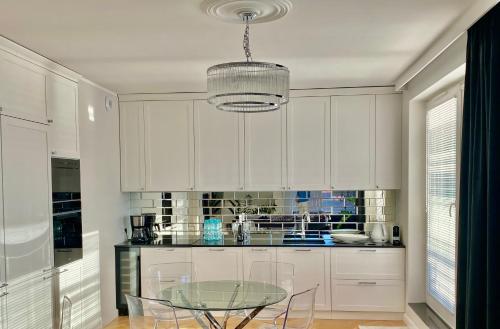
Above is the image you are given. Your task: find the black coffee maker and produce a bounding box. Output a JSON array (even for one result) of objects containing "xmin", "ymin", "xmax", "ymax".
[{"xmin": 130, "ymin": 214, "xmax": 156, "ymax": 243}]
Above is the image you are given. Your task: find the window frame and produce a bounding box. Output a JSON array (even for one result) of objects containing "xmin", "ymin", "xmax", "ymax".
[{"xmin": 424, "ymin": 82, "xmax": 463, "ymax": 328}]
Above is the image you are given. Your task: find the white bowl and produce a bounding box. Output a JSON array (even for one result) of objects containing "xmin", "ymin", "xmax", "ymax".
[{"xmin": 331, "ymin": 233, "xmax": 369, "ymax": 243}]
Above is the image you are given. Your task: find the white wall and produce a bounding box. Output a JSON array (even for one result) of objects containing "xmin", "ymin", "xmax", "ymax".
[
  {"xmin": 400, "ymin": 34, "xmax": 466, "ymax": 306},
  {"xmin": 78, "ymin": 80, "xmax": 129, "ymax": 327}
]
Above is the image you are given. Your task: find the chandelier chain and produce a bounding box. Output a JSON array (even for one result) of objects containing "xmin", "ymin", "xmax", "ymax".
[{"xmin": 243, "ymin": 17, "xmax": 252, "ymax": 62}]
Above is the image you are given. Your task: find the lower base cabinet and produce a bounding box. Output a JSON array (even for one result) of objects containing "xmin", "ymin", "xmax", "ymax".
[
  {"xmin": 192, "ymin": 248, "xmax": 243, "ymax": 282},
  {"xmin": 6, "ymin": 274, "xmax": 53, "ymax": 329},
  {"xmin": 332, "ymin": 279, "xmax": 405, "ymax": 312},
  {"xmin": 277, "ymin": 248, "xmax": 331, "ymax": 311},
  {"xmin": 57, "ymin": 261, "xmax": 83, "ymax": 329}
]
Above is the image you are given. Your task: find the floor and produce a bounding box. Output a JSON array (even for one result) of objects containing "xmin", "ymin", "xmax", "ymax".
[{"xmin": 104, "ymin": 316, "xmax": 406, "ymax": 329}]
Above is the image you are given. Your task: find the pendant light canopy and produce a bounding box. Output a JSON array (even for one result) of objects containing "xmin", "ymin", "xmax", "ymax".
[{"xmin": 206, "ymin": 12, "xmax": 290, "ymax": 113}]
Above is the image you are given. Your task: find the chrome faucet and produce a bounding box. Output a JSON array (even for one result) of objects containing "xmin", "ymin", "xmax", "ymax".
[{"xmin": 299, "ymin": 211, "xmax": 311, "ymax": 239}]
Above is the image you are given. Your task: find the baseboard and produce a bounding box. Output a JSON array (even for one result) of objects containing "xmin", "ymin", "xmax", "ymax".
[
  {"xmin": 330, "ymin": 311, "xmax": 404, "ymax": 320},
  {"xmin": 404, "ymin": 306, "xmax": 429, "ymax": 329}
]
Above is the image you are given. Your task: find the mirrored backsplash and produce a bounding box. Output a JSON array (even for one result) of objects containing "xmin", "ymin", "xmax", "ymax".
[{"xmin": 129, "ymin": 190, "xmax": 396, "ymax": 234}]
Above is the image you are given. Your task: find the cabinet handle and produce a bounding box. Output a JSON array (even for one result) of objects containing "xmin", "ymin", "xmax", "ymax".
[
  {"xmin": 359, "ymin": 249, "xmax": 377, "ymax": 252},
  {"xmin": 376, "ymin": 185, "xmax": 380, "ymax": 189},
  {"xmin": 251, "ymin": 248, "xmax": 268, "ymax": 251},
  {"xmin": 0, "ymin": 292, "xmax": 8, "ymax": 298},
  {"xmin": 358, "ymin": 281, "xmax": 377, "ymax": 285},
  {"xmin": 47, "ymin": 119, "xmax": 53, "ymax": 123},
  {"xmin": 294, "ymin": 249, "xmax": 311, "ymax": 252},
  {"xmin": 0, "ymin": 283, "xmax": 7, "ymax": 289},
  {"xmin": 51, "ymin": 151, "xmax": 56, "ymax": 155},
  {"xmin": 163, "ymin": 249, "xmax": 175, "ymax": 252},
  {"xmin": 209, "ymin": 248, "xmax": 225, "ymax": 252},
  {"xmin": 331, "ymin": 186, "xmax": 334, "ymax": 190},
  {"xmin": 160, "ymin": 279, "xmax": 176, "ymax": 283}
]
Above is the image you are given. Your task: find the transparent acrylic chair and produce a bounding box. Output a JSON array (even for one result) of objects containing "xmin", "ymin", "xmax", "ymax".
[
  {"xmin": 263, "ymin": 285, "xmax": 318, "ymax": 329},
  {"xmin": 145, "ymin": 262, "xmax": 197, "ymax": 323},
  {"xmin": 125, "ymin": 294, "xmax": 179, "ymax": 329},
  {"xmin": 241, "ymin": 261, "xmax": 294, "ymax": 321},
  {"xmin": 59, "ymin": 295, "xmax": 72, "ymax": 329}
]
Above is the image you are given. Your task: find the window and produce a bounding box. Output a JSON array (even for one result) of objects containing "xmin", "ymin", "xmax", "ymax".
[{"xmin": 425, "ymin": 88, "xmax": 461, "ymax": 327}]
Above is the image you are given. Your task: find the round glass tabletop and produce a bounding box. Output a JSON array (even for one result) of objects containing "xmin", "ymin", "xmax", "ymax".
[{"xmin": 158, "ymin": 280, "xmax": 288, "ymax": 311}]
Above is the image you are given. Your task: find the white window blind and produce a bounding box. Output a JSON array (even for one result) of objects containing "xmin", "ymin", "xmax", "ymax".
[{"xmin": 426, "ymin": 97, "xmax": 457, "ymax": 315}]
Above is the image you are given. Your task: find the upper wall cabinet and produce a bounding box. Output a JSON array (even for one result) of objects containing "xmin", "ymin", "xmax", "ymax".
[
  {"xmin": 144, "ymin": 101, "xmax": 194, "ymax": 191},
  {"xmin": 46, "ymin": 74, "xmax": 79, "ymax": 159},
  {"xmin": 375, "ymin": 94, "xmax": 402, "ymax": 189},
  {"xmin": 120, "ymin": 101, "xmax": 145, "ymax": 191},
  {"xmin": 331, "ymin": 95, "xmax": 375, "ymax": 190},
  {"xmin": 0, "ymin": 54, "xmax": 47, "ymax": 124},
  {"xmin": 244, "ymin": 109, "xmax": 286, "ymax": 191},
  {"xmin": 287, "ymin": 97, "xmax": 331, "ymax": 190},
  {"xmin": 194, "ymin": 101, "xmax": 244, "ymax": 191}
]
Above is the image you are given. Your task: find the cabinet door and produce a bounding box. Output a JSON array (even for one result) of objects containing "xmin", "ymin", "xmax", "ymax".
[
  {"xmin": 6, "ymin": 275, "xmax": 53, "ymax": 329},
  {"xmin": 331, "ymin": 279, "xmax": 404, "ymax": 312},
  {"xmin": 58, "ymin": 261, "xmax": 82, "ymax": 329},
  {"xmin": 0, "ymin": 287, "xmax": 6, "ymax": 329},
  {"xmin": 244, "ymin": 109, "xmax": 286, "ymax": 190},
  {"xmin": 1, "ymin": 117, "xmax": 52, "ymax": 282},
  {"xmin": 192, "ymin": 248, "xmax": 243, "ymax": 281},
  {"xmin": 375, "ymin": 94, "xmax": 402, "ymax": 189},
  {"xmin": 331, "ymin": 95, "xmax": 375, "ymax": 190},
  {"xmin": 0, "ymin": 55, "xmax": 47, "ymax": 124},
  {"xmin": 144, "ymin": 101, "xmax": 194, "ymax": 191},
  {"xmin": 194, "ymin": 101, "xmax": 244, "ymax": 191},
  {"xmin": 277, "ymin": 248, "xmax": 331, "ymax": 311},
  {"xmin": 46, "ymin": 74, "xmax": 79, "ymax": 159},
  {"xmin": 119, "ymin": 101, "xmax": 145, "ymax": 191},
  {"xmin": 242, "ymin": 247, "xmax": 277, "ymax": 280},
  {"xmin": 140, "ymin": 247, "xmax": 191, "ymax": 298},
  {"xmin": 287, "ymin": 97, "xmax": 330, "ymax": 190},
  {"xmin": 331, "ymin": 248, "xmax": 404, "ymax": 280}
]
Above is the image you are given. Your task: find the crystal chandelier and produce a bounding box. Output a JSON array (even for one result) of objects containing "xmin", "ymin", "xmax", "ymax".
[{"xmin": 207, "ymin": 12, "xmax": 290, "ymax": 113}]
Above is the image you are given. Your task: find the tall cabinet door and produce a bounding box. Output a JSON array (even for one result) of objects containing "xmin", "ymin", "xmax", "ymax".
[
  {"xmin": 119, "ymin": 101, "xmax": 145, "ymax": 191},
  {"xmin": 244, "ymin": 109, "xmax": 286, "ymax": 190},
  {"xmin": 194, "ymin": 101, "xmax": 244, "ymax": 191},
  {"xmin": 46, "ymin": 74, "xmax": 79, "ymax": 159},
  {"xmin": 375, "ymin": 94, "xmax": 402, "ymax": 189},
  {"xmin": 144, "ymin": 101, "xmax": 194, "ymax": 191},
  {"xmin": 1, "ymin": 116, "xmax": 52, "ymax": 282},
  {"xmin": 331, "ymin": 95, "xmax": 375, "ymax": 190},
  {"xmin": 287, "ymin": 97, "xmax": 330, "ymax": 190}
]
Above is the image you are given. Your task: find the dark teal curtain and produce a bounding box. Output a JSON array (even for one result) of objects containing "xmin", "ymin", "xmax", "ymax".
[{"xmin": 457, "ymin": 3, "xmax": 500, "ymax": 329}]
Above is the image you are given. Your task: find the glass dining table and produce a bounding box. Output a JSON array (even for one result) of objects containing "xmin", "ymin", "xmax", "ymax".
[{"xmin": 158, "ymin": 280, "xmax": 288, "ymax": 329}]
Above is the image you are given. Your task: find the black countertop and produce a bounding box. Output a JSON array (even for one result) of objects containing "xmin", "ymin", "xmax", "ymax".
[{"xmin": 115, "ymin": 232, "xmax": 404, "ymax": 248}]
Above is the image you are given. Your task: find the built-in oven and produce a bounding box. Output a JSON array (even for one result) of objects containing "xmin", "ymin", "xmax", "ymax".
[{"xmin": 52, "ymin": 158, "xmax": 82, "ymax": 267}]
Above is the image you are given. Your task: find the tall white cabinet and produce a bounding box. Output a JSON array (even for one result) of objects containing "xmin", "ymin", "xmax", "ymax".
[
  {"xmin": 1, "ymin": 116, "xmax": 52, "ymax": 282},
  {"xmin": 194, "ymin": 100, "xmax": 244, "ymax": 191},
  {"xmin": 144, "ymin": 101, "xmax": 195, "ymax": 191},
  {"xmin": 244, "ymin": 109, "xmax": 286, "ymax": 190},
  {"xmin": 120, "ymin": 101, "xmax": 145, "ymax": 191},
  {"xmin": 331, "ymin": 95, "xmax": 375, "ymax": 190},
  {"xmin": 287, "ymin": 97, "xmax": 331, "ymax": 190}
]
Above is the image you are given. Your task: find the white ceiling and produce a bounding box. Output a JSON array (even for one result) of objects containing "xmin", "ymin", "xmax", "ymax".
[{"xmin": 0, "ymin": 0, "xmax": 473, "ymax": 94}]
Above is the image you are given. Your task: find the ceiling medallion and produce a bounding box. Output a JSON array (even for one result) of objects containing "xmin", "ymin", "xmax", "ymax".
[{"xmin": 203, "ymin": 0, "xmax": 291, "ymax": 113}]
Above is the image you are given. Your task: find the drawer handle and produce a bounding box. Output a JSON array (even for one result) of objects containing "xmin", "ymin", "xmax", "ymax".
[
  {"xmin": 0, "ymin": 283, "xmax": 7, "ymax": 289},
  {"xmin": 0, "ymin": 292, "xmax": 8, "ymax": 298},
  {"xmin": 359, "ymin": 249, "xmax": 377, "ymax": 252},
  {"xmin": 163, "ymin": 249, "xmax": 175, "ymax": 252},
  {"xmin": 251, "ymin": 248, "xmax": 268, "ymax": 251},
  {"xmin": 209, "ymin": 248, "xmax": 225, "ymax": 252},
  {"xmin": 294, "ymin": 249, "xmax": 311, "ymax": 252},
  {"xmin": 358, "ymin": 281, "xmax": 377, "ymax": 285},
  {"xmin": 160, "ymin": 279, "xmax": 176, "ymax": 283}
]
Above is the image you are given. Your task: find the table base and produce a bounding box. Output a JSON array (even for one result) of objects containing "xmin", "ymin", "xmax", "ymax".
[{"xmin": 193, "ymin": 306, "xmax": 266, "ymax": 329}]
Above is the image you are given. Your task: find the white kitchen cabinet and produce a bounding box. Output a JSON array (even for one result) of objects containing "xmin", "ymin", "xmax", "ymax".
[
  {"xmin": 331, "ymin": 95, "xmax": 375, "ymax": 190},
  {"xmin": 242, "ymin": 247, "xmax": 277, "ymax": 280},
  {"xmin": 331, "ymin": 248, "xmax": 404, "ymax": 280},
  {"xmin": 0, "ymin": 286, "xmax": 6, "ymax": 329},
  {"xmin": 46, "ymin": 74, "xmax": 79, "ymax": 159},
  {"xmin": 331, "ymin": 279, "xmax": 404, "ymax": 312},
  {"xmin": 192, "ymin": 247, "xmax": 243, "ymax": 282},
  {"xmin": 1, "ymin": 116, "xmax": 52, "ymax": 282},
  {"xmin": 244, "ymin": 109, "xmax": 286, "ymax": 190},
  {"xmin": 277, "ymin": 248, "xmax": 331, "ymax": 311},
  {"xmin": 6, "ymin": 274, "xmax": 53, "ymax": 329},
  {"xmin": 57, "ymin": 261, "xmax": 83, "ymax": 329},
  {"xmin": 0, "ymin": 54, "xmax": 47, "ymax": 124},
  {"xmin": 119, "ymin": 101, "xmax": 146, "ymax": 191},
  {"xmin": 194, "ymin": 101, "xmax": 244, "ymax": 191},
  {"xmin": 287, "ymin": 97, "xmax": 330, "ymax": 190},
  {"xmin": 140, "ymin": 247, "xmax": 191, "ymax": 298},
  {"xmin": 144, "ymin": 101, "xmax": 194, "ymax": 191},
  {"xmin": 375, "ymin": 94, "xmax": 402, "ymax": 189}
]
